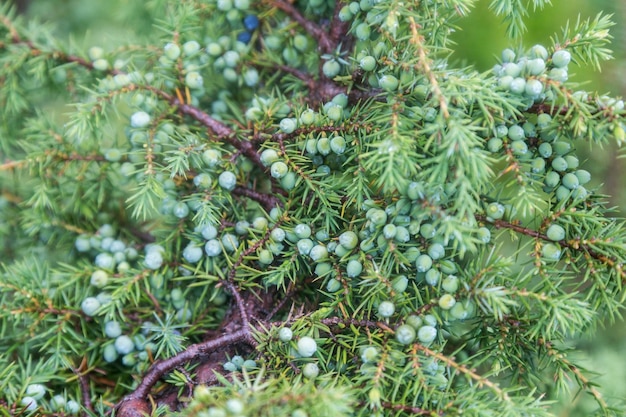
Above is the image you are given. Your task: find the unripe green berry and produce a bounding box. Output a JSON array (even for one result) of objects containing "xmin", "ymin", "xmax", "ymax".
[
  {"xmin": 379, "ymin": 74, "xmax": 399, "ymax": 92},
  {"xmin": 278, "ymin": 327, "xmax": 293, "ymax": 342},
  {"xmin": 322, "ymin": 60, "xmax": 341, "ymax": 78},
  {"xmin": 417, "ymin": 325, "xmax": 437, "ymax": 344},
  {"xmin": 81, "ymin": 297, "xmax": 101, "ymax": 316},
  {"xmin": 297, "ymin": 336, "xmax": 317, "ymax": 357},
  {"xmin": 395, "ymin": 324, "xmax": 416, "ymax": 345},
  {"xmin": 552, "ymin": 49, "xmax": 571, "ymax": 68},
  {"xmin": 546, "ymin": 224, "xmax": 566, "ymax": 241},
  {"xmin": 377, "ymin": 301, "xmax": 395, "ymax": 318},
  {"xmin": 346, "ymin": 259, "xmax": 363, "ymax": 277},
  {"xmin": 218, "ymin": 171, "xmax": 237, "ymax": 190},
  {"xmin": 438, "ymin": 294, "xmax": 456, "ymax": 310},
  {"xmin": 542, "ymin": 243, "xmax": 562, "ymax": 260},
  {"xmin": 114, "ymin": 335, "xmax": 135, "ymax": 355},
  {"xmin": 302, "ymin": 363, "xmax": 319, "ymax": 379}
]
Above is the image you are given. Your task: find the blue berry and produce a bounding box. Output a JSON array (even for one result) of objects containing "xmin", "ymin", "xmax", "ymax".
[
  {"xmin": 243, "ymin": 14, "xmax": 259, "ymax": 31},
  {"xmin": 237, "ymin": 31, "xmax": 252, "ymax": 44}
]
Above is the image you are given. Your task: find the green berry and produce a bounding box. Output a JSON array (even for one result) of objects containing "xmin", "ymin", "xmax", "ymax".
[
  {"xmin": 417, "ymin": 325, "xmax": 437, "ymax": 344},
  {"xmin": 486, "ymin": 202, "xmax": 505, "ymax": 220},
  {"xmin": 355, "ymin": 22, "xmax": 371, "ymax": 40},
  {"xmin": 185, "ymin": 71, "xmax": 203, "ymax": 89},
  {"xmin": 442, "ymin": 275, "xmax": 459, "ymax": 293},
  {"xmin": 379, "ymin": 74, "xmax": 399, "ymax": 92},
  {"xmin": 20, "ymin": 396, "xmax": 38, "ymax": 411},
  {"xmin": 90, "ymin": 270, "xmax": 109, "ymax": 288},
  {"xmin": 546, "ymin": 224, "xmax": 566, "ymax": 241},
  {"xmin": 225, "ymin": 399, "xmax": 244, "ymax": 415},
  {"xmin": 544, "ymin": 171, "xmax": 560, "ymax": 188},
  {"xmin": 377, "ymin": 301, "xmax": 395, "ymax": 318},
  {"xmin": 279, "ymin": 118, "xmax": 297, "ymax": 133},
  {"xmin": 114, "ymin": 335, "xmax": 135, "ymax": 355},
  {"xmin": 575, "ymin": 169, "xmax": 591, "ymax": 185},
  {"xmin": 551, "ymin": 157, "xmax": 568, "ymax": 172},
  {"xmin": 297, "ymin": 336, "xmax": 317, "ymax": 357},
  {"xmin": 395, "ymin": 324, "xmax": 416, "ymax": 345},
  {"xmin": 309, "ymin": 245, "xmax": 328, "ymax": 262},
  {"xmin": 302, "ymin": 363, "xmax": 319, "ymax": 379},
  {"xmin": 278, "ymin": 327, "xmax": 293, "ymax": 342},
  {"xmin": 359, "ymin": 55, "xmax": 377, "ymax": 71},
  {"xmin": 542, "ymin": 243, "xmax": 562, "ymax": 260},
  {"xmin": 346, "ymin": 259, "xmax": 363, "ymax": 277},
  {"xmin": 218, "ymin": 171, "xmax": 237, "ymax": 190},
  {"xmin": 322, "ymin": 60, "xmax": 341, "ymax": 78},
  {"xmin": 438, "ymin": 294, "xmax": 456, "ymax": 310},
  {"xmin": 425, "ymin": 268, "xmax": 440, "ymax": 286},
  {"xmin": 427, "ymin": 243, "xmax": 445, "ymax": 260},
  {"xmin": 561, "ymin": 172, "xmax": 579, "ymax": 190},
  {"xmin": 81, "ymin": 297, "xmax": 101, "ymax": 316},
  {"xmin": 270, "ymin": 161, "xmax": 289, "ymax": 179},
  {"xmin": 172, "ymin": 202, "xmax": 190, "ymax": 218},
  {"xmin": 339, "ymin": 231, "xmax": 358, "ymax": 249},
  {"xmin": 508, "ymin": 125, "xmax": 525, "ymax": 141},
  {"xmin": 509, "ymin": 77, "xmax": 526, "ymax": 94},
  {"xmin": 326, "ymin": 278, "xmax": 341, "ymax": 292},
  {"xmin": 25, "ymin": 384, "xmax": 46, "ymax": 400},
  {"xmin": 105, "ymin": 320, "xmax": 122, "ymax": 338},
  {"xmin": 416, "ymin": 254, "xmax": 433, "ymax": 273},
  {"xmin": 295, "ymin": 224, "xmax": 312, "ymax": 239},
  {"xmin": 297, "ymin": 238, "xmax": 314, "ymax": 255},
  {"xmin": 130, "ymin": 111, "xmax": 151, "ymax": 128},
  {"xmin": 501, "ymin": 48, "xmax": 516, "ymax": 63},
  {"xmin": 487, "ymin": 137, "xmax": 503, "ymax": 152},
  {"xmin": 51, "ymin": 395, "xmax": 67, "ymax": 411},
  {"xmin": 552, "ymin": 50, "xmax": 571, "ymax": 68}
]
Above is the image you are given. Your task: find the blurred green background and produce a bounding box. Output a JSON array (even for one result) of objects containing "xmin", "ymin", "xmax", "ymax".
[{"xmin": 9, "ymin": 0, "xmax": 626, "ymax": 414}]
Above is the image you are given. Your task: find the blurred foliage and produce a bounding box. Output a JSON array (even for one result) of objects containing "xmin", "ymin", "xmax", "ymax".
[{"xmin": 6, "ymin": 1, "xmax": 626, "ymax": 416}]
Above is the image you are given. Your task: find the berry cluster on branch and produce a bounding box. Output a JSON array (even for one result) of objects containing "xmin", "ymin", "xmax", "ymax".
[{"xmin": 0, "ymin": 1, "xmax": 625, "ymax": 417}]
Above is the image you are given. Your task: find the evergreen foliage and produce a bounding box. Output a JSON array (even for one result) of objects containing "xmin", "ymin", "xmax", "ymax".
[{"xmin": 0, "ymin": 1, "xmax": 625, "ymax": 416}]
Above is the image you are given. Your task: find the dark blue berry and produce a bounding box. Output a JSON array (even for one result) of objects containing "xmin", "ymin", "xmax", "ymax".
[
  {"xmin": 237, "ymin": 31, "xmax": 252, "ymax": 44},
  {"xmin": 243, "ymin": 14, "xmax": 259, "ymax": 31}
]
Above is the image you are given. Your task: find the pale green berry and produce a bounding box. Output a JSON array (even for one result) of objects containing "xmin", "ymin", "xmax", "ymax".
[
  {"xmin": 270, "ymin": 161, "xmax": 289, "ymax": 179},
  {"xmin": 309, "ymin": 245, "xmax": 328, "ymax": 262},
  {"xmin": 51, "ymin": 395, "xmax": 67, "ymax": 411},
  {"xmin": 115, "ymin": 335, "xmax": 135, "ymax": 355},
  {"xmin": 438, "ymin": 294, "xmax": 456, "ymax": 310},
  {"xmin": 322, "ymin": 60, "xmax": 341, "ymax": 78},
  {"xmin": 339, "ymin": 230, "xmax": 358, "ymax": 249},
  {"xmin": 105, "ymin": 320, "xmax": 122, "ymax": 338},
  {"xmin": 395, "ymin": 324, "xmax": 416, "ymax": 345},
  {"xmin": 542, "ymin": 243, "xmax": 562, "ymax": 260},
  {"xmin": 90, "ymin": 270, "xmax": 109, "ymax": 288},
  {"xmin": 417, "ymin": 325, "xmax": 437, "ymax": 344},
  {"xmin": 377, "ymin": 301, "xmax": 395, "ymax": 318},
  {"xmin": 346, "ymin": 259, "xmax": 363, "ymax": 277},
  {"xmin": 295, "ymin": 224, "xmax": 312, "ymax": 239},
  {"xmin": 297, "ymin": 336, "xmax": 318, "ymax": 357},
  {"xmin": 279, "ymin": 118, "xmax": 297, "ymax": 133},
  {"xmin": 278, "ymin": 327, "xmax": 293, "ymax": 342},
  {"xmin": 185, "ymin": 71, "xmax": 203, "ymax": 89},
  {"xmin": 302, "ymin": 363, "xmax": 319, "ymax": 379},
  {"xmin": 25, "ymin": 384, "xmax": 46, "ymax": 400},
  {"xmin": 546, "ymin": 224, "xmax": 566, "ymax": 241},
  {"xmin": 20, "ymin": 396, "xmax": 38, "ymax": 411},
  {"xmin": 225, "ymin": 399, "xmax": 244, "ymax": 414},
  {"xmin": 218, "ymin": 171, "xmax": 237, "ymax": 190},
  {"xmin": 130, "ymin": 111, "xmax": 151, "ymax": 128},
  {"xmin": 552, "ymin": 50, "xmax": 571, "ymax": 68},
  {"xmin": 379, "ymin": 74, "xmax": 399, "ymax": 91},
  {"xmin": 81, "ymin": 297, "xmax": 101, "ymax": 316}
]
